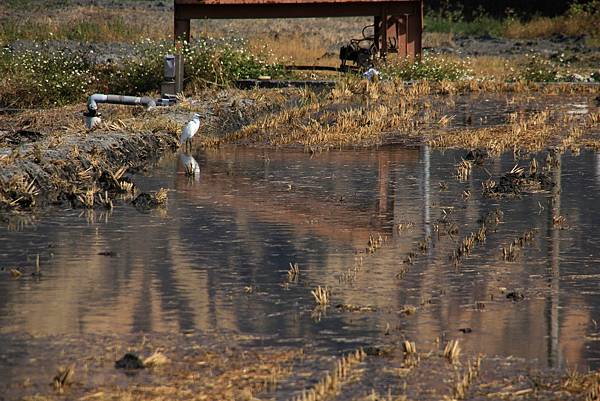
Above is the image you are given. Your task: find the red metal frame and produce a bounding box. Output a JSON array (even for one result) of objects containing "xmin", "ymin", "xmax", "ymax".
[{"xmin": 174, "ymin": 0, "xmax": 423, "ymax": 58}]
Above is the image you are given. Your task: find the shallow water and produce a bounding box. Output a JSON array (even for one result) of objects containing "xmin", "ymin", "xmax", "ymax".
[{"xmin": 1, "ymin": 145, "xmax": 600, "ymax": 396}]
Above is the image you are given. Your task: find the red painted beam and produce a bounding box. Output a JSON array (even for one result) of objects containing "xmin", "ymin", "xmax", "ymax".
[
  {"xmin": 175, "ymin": 2, "xmax": 420, "ymax": 19},
  {"xmin": 176, "ymin": 0, "xmax": 415, "ymax": 4}
]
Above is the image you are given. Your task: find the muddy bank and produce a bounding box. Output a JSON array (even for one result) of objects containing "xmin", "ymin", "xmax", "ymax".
[
  {"xmin": 1, "ymin": 331, "xmax": 599, "ymax": 400},
  {"xmin": 0, "ymin": 125, "xmax": 178, "ymax": 213}
]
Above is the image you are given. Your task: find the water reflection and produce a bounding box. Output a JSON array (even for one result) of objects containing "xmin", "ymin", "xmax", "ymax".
[
  {"xmin": 1, "ymin": 146, "xmax": 600, "ymax": 372},
  {"xmin": 548, "ymin": 153, "xmax": 561, "ymax": 369},
  {"xmin": 179, "ymin": 152, "xmax": 201, "ymax": 182}
]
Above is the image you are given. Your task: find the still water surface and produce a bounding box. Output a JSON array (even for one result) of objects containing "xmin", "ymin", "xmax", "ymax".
[{"xmin": 1, "ymin": 145, "xmax": 600, "ymax": 381}]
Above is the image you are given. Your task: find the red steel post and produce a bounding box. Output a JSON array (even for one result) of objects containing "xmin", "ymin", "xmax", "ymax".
[
  {"xmin": 386, "ymin": 15, "xmax": 399, "ymax": 55},
  {"xmin": 175, "ymin": 18, "xmax": 191, "ymax": 42}
]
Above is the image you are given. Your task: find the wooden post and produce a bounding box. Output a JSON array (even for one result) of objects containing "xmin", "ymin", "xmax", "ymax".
[{"xmin": 174, "ymin": 18, "xmax": 191, "ymax": 42}]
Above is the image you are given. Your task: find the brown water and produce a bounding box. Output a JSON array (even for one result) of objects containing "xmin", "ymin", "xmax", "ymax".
[{"xmin": 1, "ymin": 145, "xmax": 600, "ymax": 397}]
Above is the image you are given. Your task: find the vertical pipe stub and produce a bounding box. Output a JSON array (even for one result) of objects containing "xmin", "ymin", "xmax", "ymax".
[
  {"xmin": 164, "ymin": 55, "xmax": 176, "ymax": 81},
  {"xmin": 83, "ymin": 110, "xmax": 102, "ymax": 129}
]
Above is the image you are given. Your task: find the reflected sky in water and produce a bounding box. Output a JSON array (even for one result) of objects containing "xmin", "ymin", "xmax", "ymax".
[{"xmin": 1, "ymin": 146, "xmax": 600, "ymax": 374}]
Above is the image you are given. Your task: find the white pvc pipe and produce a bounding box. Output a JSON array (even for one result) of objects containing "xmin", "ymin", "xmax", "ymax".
[{"xmin": 87, "ymin": 94, "xmax": 156, "ymax": 112}]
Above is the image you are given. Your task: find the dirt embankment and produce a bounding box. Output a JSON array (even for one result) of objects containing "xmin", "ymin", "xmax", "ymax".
[{"xmin": 0, "ymin": 123, "xmax": 179, "ymax": 212}]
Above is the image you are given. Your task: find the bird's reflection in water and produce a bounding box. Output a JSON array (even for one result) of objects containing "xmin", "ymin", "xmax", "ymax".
[{"xmin": 179, "ymin": 152, "xmax": 201, "ymax": 182}]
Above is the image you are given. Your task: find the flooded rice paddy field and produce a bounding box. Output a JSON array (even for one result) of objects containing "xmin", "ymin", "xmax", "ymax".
[
  {"xmin": 2, "ymin": 142, "xmax": 600, "ymax": 399},
  {"xmin": 0, "ymin": 89, "xmax": 599, "ymax": 400}
]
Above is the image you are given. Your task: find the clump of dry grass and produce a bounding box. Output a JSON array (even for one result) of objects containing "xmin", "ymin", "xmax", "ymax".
[
  {"xmin": 338, "ymin": 255, "xmax": 364, "ymax": 285},
  {"xmin": 455, "ymin": 159, "xmax": 472, "ymax": 181},
  {"xmin": 402, "ymin": 340, "xmax": 417, "ymax": 355},
  {"xmin": 0, "ymin": 175, "xmax": 40, "ymax": 209},
  {"xmin": 562, "ymin": 370, "xmax": 600, "ymax": 400},
  {"xmin": 142, "ymin": 350, "xmax": 170, "ymax": 368},
  {"xmin": 367, "ymin": 233, "xmax": 385, "ymax": 253},
  {"xmin": 443, "ymin": 340, "xmax": 461, "ymax": 364},
  {"xmin": 52, "ymin": 365, "xmax": 74, "ymax": 393},
  {"xmin": 501, "ymin": 229, "xmax": 536, "ymax": 261},
  {"xmin": 287, "ymin": 262, "xmax": 300, "ymax": 282},
  {"xmin": 311, "ymin": 286, "xmax": 331, "ymax": 306},
  {"xmin": 450, "ymin": 356, "xmax": 482, "ymax": 399},
  {"xmin": 293, "ymin": 348, "xmax": 366, "ymax": 401},
  {"xmin": 401, "ymin": 340, "xmax": 419, "ymax": 368},
  {"xmin": 451, "ymin": 209, "xmax": 503, "ymax": 267}
]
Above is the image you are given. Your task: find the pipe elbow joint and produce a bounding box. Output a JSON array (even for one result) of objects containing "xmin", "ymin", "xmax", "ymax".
[
  {"xmin": 87, "ymin": 100, "xmax": 97, "ymax": 112},
  {"xmin": 141, "ymin": 96, "xmax": 156, "ymax": 110},
  {"xmin": 87, "ymin": 93, "xmax": 105, "ymax": 113}
]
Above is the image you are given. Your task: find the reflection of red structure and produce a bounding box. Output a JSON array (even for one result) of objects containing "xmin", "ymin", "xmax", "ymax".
[
  {"xmin": 174, "ymin": 0, "xmax": 423, "ymax": 58},
  {"xmin": 175, "ymin": 147, "xmax": 420, "ymax": 244}
]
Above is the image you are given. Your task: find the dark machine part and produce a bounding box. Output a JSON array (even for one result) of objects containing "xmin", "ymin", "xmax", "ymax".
[
  {"xmin": 339, "ymin": 24, "xmax": 376, "ymax": 71},
  {"xmin": 339, "ymin": 22, "xmax": 402, "ymax": 70},
  {"xmin": 339, "ymin": 43, "xmax": 373, "ymax": 70}
]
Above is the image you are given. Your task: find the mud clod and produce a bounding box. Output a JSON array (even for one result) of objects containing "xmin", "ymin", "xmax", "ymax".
[
  {"xmin": 132, "ymin": 188, "xmax": 168, "ymax": 210},
  {"xmin": 483, "ymin": 163, "xmax": 554, "ymax": 198},
  {"xmin": 506, "ymin": 291, "xmax": 525, "ymax": 302},
  {"xmin": 464, "ymin": 148, "xmax": 488, "ymax": 165},
  {"xmin": 363, "ymin": 345, "xmax": 395, "ymax": 356},
  {"xmin": 335, "ymin": 303, "xmax": 377, "ymax": 312},
  {"xmin": 0, "ymin": 130, "xmax": 44, "ymax": 145},
  {"xmin": 115, "ymin": 353, "xmax": 145, "ymax": 370}
]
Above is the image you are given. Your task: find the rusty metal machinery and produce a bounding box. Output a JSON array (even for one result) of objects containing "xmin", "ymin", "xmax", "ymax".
[{"xmin": 339, "ymin": 24, "xmax": 376, "ymax": 70}]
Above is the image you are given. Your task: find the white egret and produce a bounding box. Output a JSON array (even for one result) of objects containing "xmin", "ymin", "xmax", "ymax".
[{"xmin": 180, "ymin": 113, "xmax": 201, "ymax": 151}]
